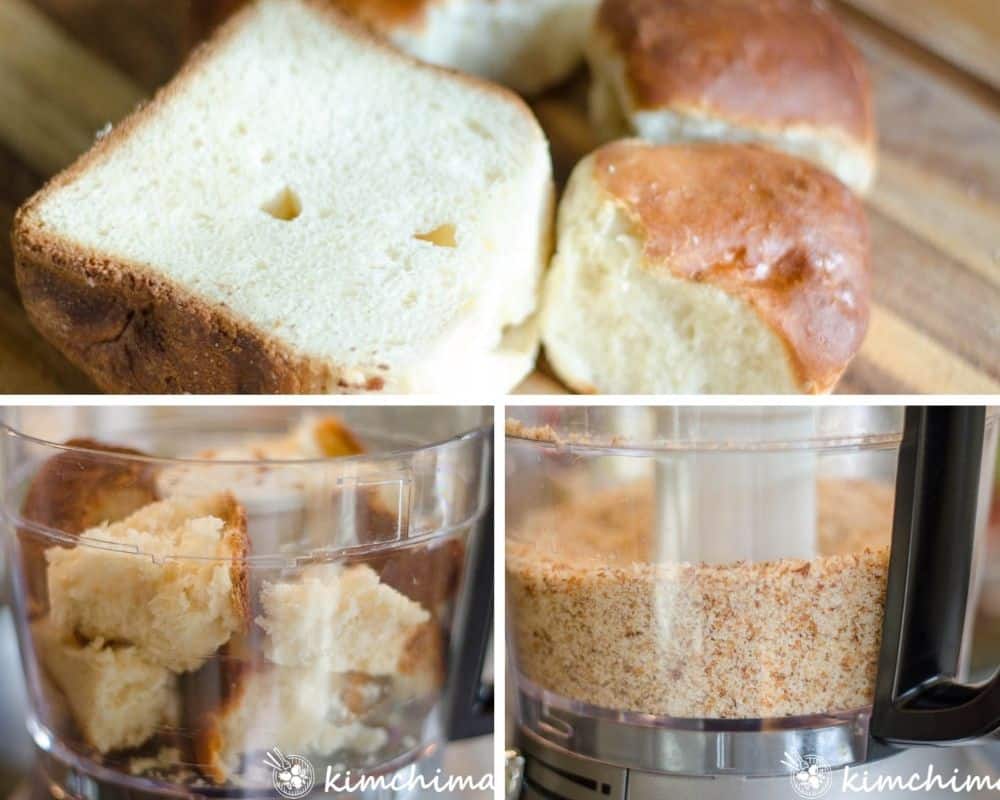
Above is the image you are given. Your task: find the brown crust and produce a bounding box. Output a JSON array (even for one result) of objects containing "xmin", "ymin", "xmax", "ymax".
[
  {"xmin": 313, "ymin": 416, "xmax": 366, "ymax": 457},
  {"xmin": 596, "ymin": 0, "xmax": 874, "ymax": 146},
  {"xmin": 186, "ymin": 638, "xmax": 253, "ymax": 785},
  {"xmin": 397, "ymin": 620, "xmax": 446, "ymax": 692},
  {"xmin": 12, "ymin": 239, "xmax": 339, "ymax": 393},
  {"xmin": 210, "ymin": 492, "xmax": 252, "ymax": 634},
  {"xmin": 329, "ymin": 0, "xmax": 438, "ymax": 31},
  {"xmin": 21, "ymin": 438, "xmax": 158, "ymax": 534},
  {"xmin": 185, "ymin": 491, "xmax": 250, "ymax": 786},
  {"xmin": 12, "ymin": 0, "xmax": 543, "ymax": 394},
  {"xmin": 18, "ymin": 438, "xmax": 159, "ymax": 618},
  {"xmin": 592, "ymin": 140, "xmax": 871, "ymax": 393}
]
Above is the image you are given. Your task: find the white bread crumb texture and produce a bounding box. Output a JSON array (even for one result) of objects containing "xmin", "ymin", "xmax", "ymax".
[
  {"xmin": 203, "ymin": 666, "xmax": 390, "ymax": 784},
  {"xmin": 32, "ymin": 619, "xmax": 178, "ymax": 756},
  {"xmin": 46, "ymin": 496, "xmax": 245, "ymax": 674},
  {"xmin": 198, "ymin": 562, "xmax": 442, "ymax": 783},
  {"xmin": 30, "ymin": 0, "xmax": 552, "ymax": 392},
  {"xmin": 541, "ymin": 155, "xmax": 802, "ymax": 394},
  {"xmin": 507, "ymin": 477, "xmax": 893, "ymax": 719},
  {"xmin": 259, "ymin": 563, "xmax": 430, "ymax": 672}
]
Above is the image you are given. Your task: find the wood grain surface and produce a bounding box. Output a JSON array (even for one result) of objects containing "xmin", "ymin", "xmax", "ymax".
[
  {"xmin": 0, "ymin": 0, "xmax": 997, "ymax": 395},
  {"xmin": 842, "ymin": 0, "xmax": 1000, "ymax": 91}
]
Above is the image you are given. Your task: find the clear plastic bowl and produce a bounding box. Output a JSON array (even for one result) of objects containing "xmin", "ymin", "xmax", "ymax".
[
  {"xmin": 1, "ymin": 407, "xmax": 490, "ymax": 796},
  {"xmin": 506, "ymin": 407, "xmax": 998, "ymax": 776}
]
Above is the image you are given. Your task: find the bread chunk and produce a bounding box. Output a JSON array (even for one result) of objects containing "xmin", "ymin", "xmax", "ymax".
[
  {"xmin": 258, "ymin": 564, "xmax": 430, "ymax": 673},
  {"xmin": 13, "ymin": 0, "xmax": 552, "ymax": 394},
  {"xmin": 21, "ymin": 438, "xmax": 158, "ymax": 535},
  {"xmin": 34, "ymin": 620, "xmax": 178, "ymax": 754},
  {"xmin": 193, "ymin": 663, "xmax": 388, "ymax": 784},
  {"xmin": 541, "ymin": 140, "xmax": 870, "ymax": 394},
  {"xmin": 18, "ymin": 438, "xmax": 158, "ymax": 618},
  {"xmin": 46, "ymin": 494, "xmax": 250, "ymax": 673},
  {"xmin": 588, "ymin": 0, "xmax": 876, "ymax": 193}
]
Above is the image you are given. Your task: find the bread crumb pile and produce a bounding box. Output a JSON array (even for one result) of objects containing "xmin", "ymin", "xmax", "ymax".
[{"xmin": 507, "ymin": 478, "xmax": 893, "ymax": 719}]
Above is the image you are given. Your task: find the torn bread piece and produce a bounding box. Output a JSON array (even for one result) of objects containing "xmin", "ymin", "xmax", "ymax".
[
  {"xmin": 33, "ymin": 619, "xmax": 178, "ymax": 754},
  {"xmin": 156, "ymin": 415, "xmax": 369, "ymax": 555},
  {"xmin": 258, "ymin": 563, "xmax": 431, "ymax": 674},
  {"xmin": 189, "ymin": 563, "xmax": 442, "ymax": 784},
  {"xmin": 13, "ymin": 0, "xmax": 552, "ymax": 394},
  {"xmin": 192, "ymin": 661, "xmax": 388, "ymax": 785},
  {"xmin": 158, "ymin": 415, "xmax": 365, "ymax": 497},
  {"xmin": 46, "ymin": 493, "xmax": 250, "ymax": 673},
  {"xmin": 18, "ymin": 438, "xmax": 158, "ymax": 618},
  {"xmin": 21, "ymin": 438, "xmax": 158, "ymax": 535}
]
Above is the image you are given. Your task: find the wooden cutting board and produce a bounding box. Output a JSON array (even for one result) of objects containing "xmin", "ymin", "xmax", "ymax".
[{"xmin": 0, "ymin": 0, "xmax": 997, "ymax": 394}]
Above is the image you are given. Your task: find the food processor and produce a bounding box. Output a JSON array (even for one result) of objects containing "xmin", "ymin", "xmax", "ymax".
[
  {"xmin": 1, "ymin": 407, "xmax": 493, "ymax": 799},
  {"xmin": 505, "ymin": 406, "xmax": 1000, "ymax": 799}
]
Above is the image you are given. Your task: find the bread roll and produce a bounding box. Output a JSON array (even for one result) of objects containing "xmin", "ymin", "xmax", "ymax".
[
  {"xmin": 588, "ymin": 0, "xmax": 876, "ymax": 193},
  {"xmin": 334, "ymin": 0, "xmax": 598, "ymax": 94},
  {"xmin": 540, "ymin": 140, "xmax": 871, "ymax": 394}
]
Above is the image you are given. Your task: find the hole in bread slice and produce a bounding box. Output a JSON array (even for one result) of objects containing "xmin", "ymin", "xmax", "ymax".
[
  {"xmin": 413, "ymin": 224, "xmax": 456, "ymax": 248},
  {"xmin": 261, "ymin": 187, "xmax": 302, "ymax": 221}
]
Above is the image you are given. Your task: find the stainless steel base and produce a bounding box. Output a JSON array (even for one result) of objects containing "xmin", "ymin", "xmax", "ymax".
[
  {"xmin": 517, "ymin": 684, "xmax": 870, "ymax": 777},
  {"xmin": 516, "ymin": 726, "xmax": 1000, "ymax": 800}
]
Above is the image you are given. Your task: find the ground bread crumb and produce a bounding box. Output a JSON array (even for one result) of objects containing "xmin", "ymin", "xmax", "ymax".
[{"xmin": 507, "ymin": 478, "xmax": 892, "ymax": 719}]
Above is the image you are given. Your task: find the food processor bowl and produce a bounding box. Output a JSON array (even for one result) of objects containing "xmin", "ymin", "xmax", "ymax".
[
  {"xmin": 1, "ymin": 407, "xmax": 492, "ymax": 798},
  {"xmin": 505, "ymin": 407, "xmax": 999, "ymax": 797}
]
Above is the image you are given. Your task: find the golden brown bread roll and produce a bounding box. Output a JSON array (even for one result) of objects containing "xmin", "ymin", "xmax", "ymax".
[
  {"xmin": 588, "ymin": 0, "xmax": 876, "ymax": 193},
  {"xmin": 541, "ymin": 140, "xmax": 871, "ymax": 394}
]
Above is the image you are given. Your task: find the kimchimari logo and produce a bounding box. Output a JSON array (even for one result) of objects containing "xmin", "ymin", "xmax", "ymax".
[
  {"xmin": 265, "ymin": 748, "xmax": 316, "ymax": 799},
  {"xmin": 783, "ymin": 751, "xmax": 833, "ymax": 799}
]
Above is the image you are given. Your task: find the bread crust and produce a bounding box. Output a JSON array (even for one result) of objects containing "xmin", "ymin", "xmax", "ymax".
[
  {"xmin": 13, "ymin": 235, "xmax": 342, "ymax": 393},
  {"xmin": 21, "ymin": 438, "xmax": 158, "ymax": 535},
  {"xmin": 211, "ymin": 493, "xmax": 252, "ymax": 635},
  {"xmin": 12, "ymin": 0, "xmax": 544, "ymax": 394},
  {"xmin": 187, "ymin": 639, "xmax": 253, "ymax": 785},
  {"xmin": 330, "ymin": 0, "xmax": 438, "ymax": 31},
  {"xmin": 595, "ymin": 0, "xmax": 874, "ymax": 147},
  {"xmin": 19, "ymin": 438, "xmax": 159, "ymax": 618},
  {"xmin": 592, "ymin": 140, "xmax": 870, "ymax": 393}
]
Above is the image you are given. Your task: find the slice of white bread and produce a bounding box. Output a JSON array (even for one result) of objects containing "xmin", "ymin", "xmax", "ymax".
[
  {"xmin": 33, "ymin": 620, "xmax": 178, "ymax": 754},
  {"xmin": 333, "ymin": 0, "xmax": 598, "ymax": 95},
  {"xmin": 258, "ymin": 563, "xmax": 431, "ymax": 673},
  {"xmin": 46, "ymin": 494, "xmax": 250, "ymax": 673},
  {"xmin": 540, "ymin": 140, "xmax": 871, "ymax": 394},
  {"xmin": 13, "ymin": 0, "xmax": 553, "ymax": 394},
  {"xmin": 588, "ymin": 0, "xmax": 876, "ymax": 194},
  {"xmin": 194, "ymin": 661, "xmax": 388, "ymax": 784}
]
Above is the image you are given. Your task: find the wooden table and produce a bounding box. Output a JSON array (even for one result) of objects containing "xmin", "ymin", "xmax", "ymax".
[{"xmin": 0, "ymin": 0, "xmax": 997, "ymax": 394}]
